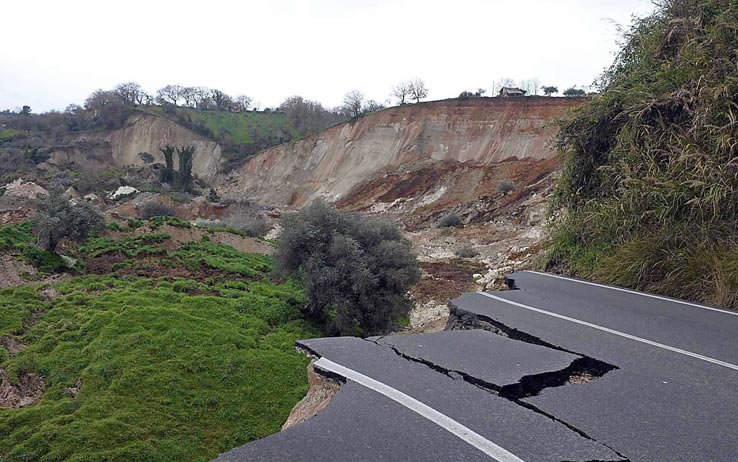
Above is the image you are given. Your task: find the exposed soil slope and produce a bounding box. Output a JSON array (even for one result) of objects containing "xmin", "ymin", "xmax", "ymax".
[
  {"xmin": 219, "ymin": 97, "xmax": 582, "ymax": 207},
  {"xmin": 49, "ymin": 112, "xmax": 223, "ymax": 182}
]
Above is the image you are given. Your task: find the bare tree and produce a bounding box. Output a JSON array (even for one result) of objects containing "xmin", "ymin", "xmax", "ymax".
[
  {"xmin": 192, "ymin": 87, "xmax": 213, "ymax": 109},
  {"xmin": 409, "ymin": 78, "xmax": 428, "ymax": 103},
  {"xmin": 391, "ymin": 81, "xmax": 412, "ymax": 105},
  {"xmin": 363, "ymin": 99, "xmax": 385, "ymax": 113},
  {"xmin": 280, "ymin": 95, "xmax": 345, "ymax": 136},
  {"xmin": 114, "ymin": 82, "xmax": 149, "ymax": 106},
  {"xmin": 342, "ymin": 90, "xmax": 365, "ymax": 118},
  {"xmin": 494, "ymin": 78, "xmax": 516, "ymax": 94},
  {"xmin": 84, "ymin": 89, "xmax": 130, "ymax": 128},
  {"xmin": 210, "ymin": 89, "xmax": 234, "ymax": 111},
  {"xmin": 519, "ymin": 79, "xmax": 541, "ymax": 95},
  {"xmin": 530, "ymin": 78, "xmax": 541, "ymax": 95},
  {"xmin": 234, "ymin": 95, "xmax": 253, "ymax": 112},
  {"xmin": 180, "ymin": 87, "xmax": 198, "ymax": 108},
  {"xmin": 156, "ymin": 84, "xmax": 184, "ymax": 106}
]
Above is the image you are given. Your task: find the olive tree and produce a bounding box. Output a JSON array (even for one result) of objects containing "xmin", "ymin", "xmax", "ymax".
[
  {"xmin": 35, "ymin": 195, "xmax": 104, "ymax": 252},
  {"xmin": 275, "ymin": 200, "xmax": 420, "ymax": 336}
]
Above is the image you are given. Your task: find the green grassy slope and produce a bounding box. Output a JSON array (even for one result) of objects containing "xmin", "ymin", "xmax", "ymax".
[
  {"xmin": 180, "ymin": 109, "xmax": 298, "ymax": 146},
  {"xmin": 144, "ymin": 107, "xmax": 299, "ymax": 163},
  {"xmin": 0, "ymin": 221, "xmax": 321, "ymax": 462},
  {"xmin": 547, "ymin": 0, "xmax": 738, "ymax": 309}
]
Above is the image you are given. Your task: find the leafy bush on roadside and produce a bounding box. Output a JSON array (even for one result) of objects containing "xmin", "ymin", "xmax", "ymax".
[{"xmin": 275, "ymin": 200, "xmax": 420, "ymax": 336}]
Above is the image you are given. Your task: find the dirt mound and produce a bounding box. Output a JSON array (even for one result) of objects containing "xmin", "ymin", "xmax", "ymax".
[
  {"xmin": 0, "ymin": 254, "xmax": 37, "ymax": 289},
  {"xmin": 2, "ymin": 179, "xmax": 49, "ymax": 200},
  {"xmin": 0, "ymin": 208, "xmax": 33, "ymax": 225},
  {"xmin": 0, "ymin": 369, "xmax": 45, "ymax": 409},
  {"xmin": 133, "ymin": 224, "xmax": 272, "ymax": 254}
]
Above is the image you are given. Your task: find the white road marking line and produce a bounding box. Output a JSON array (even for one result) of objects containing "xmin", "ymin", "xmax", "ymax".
[
  {"xmin": 524, "ymin": 270, "xmax": 738, "ymax": 318},
  {"xmin": 476, "ymin": 291, "xmax": 738, "ymax": 372},
  {"xmin": 314, "ymin": 357, "xmax": 526, "ymax": 462}
]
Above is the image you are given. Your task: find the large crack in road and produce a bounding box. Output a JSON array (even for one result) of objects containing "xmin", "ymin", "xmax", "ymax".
[
  {"xmin": 293, "ymin": 305, "xmax": 630, "ymax": 461},
  {"xmin": 364, "ymin": 312, "xmax": 628, "ymax": 462}
]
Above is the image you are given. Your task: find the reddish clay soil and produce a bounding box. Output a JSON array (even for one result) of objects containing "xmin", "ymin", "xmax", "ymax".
[
  {"xmin": 411, "ymin": 259, "xmax": 487, "ymax": 304},
  {"xmin": 337, "ymin": 157, "xmax": 559, "ymax": 231}
]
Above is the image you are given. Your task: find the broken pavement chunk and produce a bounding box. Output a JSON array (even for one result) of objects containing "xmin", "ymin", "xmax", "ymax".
[{"xmin": 377, "ymin": 329, "xmax": 580, "ymax": 388}]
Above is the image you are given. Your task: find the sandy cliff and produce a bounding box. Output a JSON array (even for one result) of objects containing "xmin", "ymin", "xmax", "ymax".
[
  {"xmin": 50, "ymin": 112, "xmax": 223, "ymax": 183},
  {"xmin": 219, "ymin": 97, "xmax": 582, "ymax": 207}
]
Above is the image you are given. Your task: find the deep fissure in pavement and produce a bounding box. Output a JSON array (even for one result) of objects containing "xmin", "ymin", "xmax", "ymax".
[
  {"xmin": 294, "ymin": 309, "xmax": 628, "ymax": 461},
  {"xmin": 445, "ymin": 306, "xmax": 618, "ymax": 399},
  {"xmin": 370, "ymin": 334, "xmax": 628, "ymax": 461},
  {"xmin": 499, "ymin": 357, "xmax": 617, "ymax": 400},
  {"xmin": 443, "ymin": 303, "xmax": 629, "ymax": 461}
]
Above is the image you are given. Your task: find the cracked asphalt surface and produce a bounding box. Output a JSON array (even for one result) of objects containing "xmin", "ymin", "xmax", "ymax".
[{"xmin": 214, "ymin": 271, "xmax": 738, "ymax": 462}]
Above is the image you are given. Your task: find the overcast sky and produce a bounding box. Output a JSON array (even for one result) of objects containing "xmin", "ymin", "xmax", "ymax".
[{"xmin": 2, "ymin": 0, "xmax": 655, "ymax": 113}]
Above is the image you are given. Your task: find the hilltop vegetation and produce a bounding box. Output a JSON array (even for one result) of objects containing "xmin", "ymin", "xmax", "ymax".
[
  {"xmin": 151, "ymin": 106, "xmax": 299, "ymax": 164},
  {"xmin": 0, "ymin": 83, "xmax": 347, "ymax": 192},
  {"xmin": 548, "ymin": 0, "xmax": 738, "ymax": 308},
  {"xmin": 0, "ymin": 219, "xmax": 321, "ymax": 462}
]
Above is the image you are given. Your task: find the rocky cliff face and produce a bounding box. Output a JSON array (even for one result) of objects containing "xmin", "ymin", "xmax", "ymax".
[
  {"xmin": 50, "ymin": 112, "xmax": 223, "ymax": 183},
  {"xmin": 219, "ymin": 97, "xmax": 582, "ymax": 207}
]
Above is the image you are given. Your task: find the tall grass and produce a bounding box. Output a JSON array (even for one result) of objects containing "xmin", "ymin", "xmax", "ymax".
[{"xmin": 547, "ymin": 0, "xmax": 738, "ymax": 309}]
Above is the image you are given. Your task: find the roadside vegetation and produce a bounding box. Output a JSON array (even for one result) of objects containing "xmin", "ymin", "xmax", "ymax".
[
  {"xmin": 547, "ymin": 0, "xmax": 738, "ymax": 309},
  {"xmin": 0, "ymin": 218, "xmax": 321, "ymax": 461}
]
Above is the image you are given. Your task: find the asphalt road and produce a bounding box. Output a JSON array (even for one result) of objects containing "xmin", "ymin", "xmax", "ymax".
[{"xmin": 214, "ymin": 271, "xmax": 738, "ymax": 462}]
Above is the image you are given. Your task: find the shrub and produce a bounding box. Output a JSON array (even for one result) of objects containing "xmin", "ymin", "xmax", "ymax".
[
  {"xmin": 437, "ymin": 212, "xmax": 462, "ymax": 228},
  {"xmin": 240, "ymin": 216, "xmax": 271, "ymax": 239},
  {"xmin": 496, "ymin": 180, "xmax": 515, "ymax": 194},
  {"xmin": 127, "ymin": 218, "xmax": 144, "ymax": 230},
  {"xmin": 455, "ymin": 246, "xmax": 479, "ymax": 258},
  {"xmin": 22, "ymin": 246, "xmax": 67, "ymax": 272},
  {"xmin": 138, "ymin": 152, "xmax": 155, "ymax": 164},
  {"xmin": 149, "ymin": 215, "xmax": 190, "ymax": 229},
  {"xmin": 275, "ymin": 200, "xmax": 420, "ymax": 336},
  {"xmin": 140, "ymin": 202, "xmax": 175, "ymax": 220},
  {"xmin": 35, "ymin": 195, "xmax": 104, "ymax": 252}
]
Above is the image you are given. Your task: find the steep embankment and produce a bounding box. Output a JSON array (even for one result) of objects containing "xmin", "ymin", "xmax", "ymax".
[
  {"xmin": 548, "ymin": 0, "xmax": 738, "ymax": 309},
  {"xmin": 219, "ymin": 97, "xmax": 582, "ymax": 210},
  {"xmin": 49, "ymin": 112, "xmax": 223, "ymax": 183}
]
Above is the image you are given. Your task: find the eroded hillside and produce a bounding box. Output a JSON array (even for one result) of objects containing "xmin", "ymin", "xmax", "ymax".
[
  {"xmin": 219, "ymin": 97, "xmax": 582, "ymax": 208},
  {"xmin": 55, "ymin": 112, "xmax": 223, "ymax": 183},
  {"xmin": 218, "ymin": 96, "xmax": 584, "ymax": 331}
]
